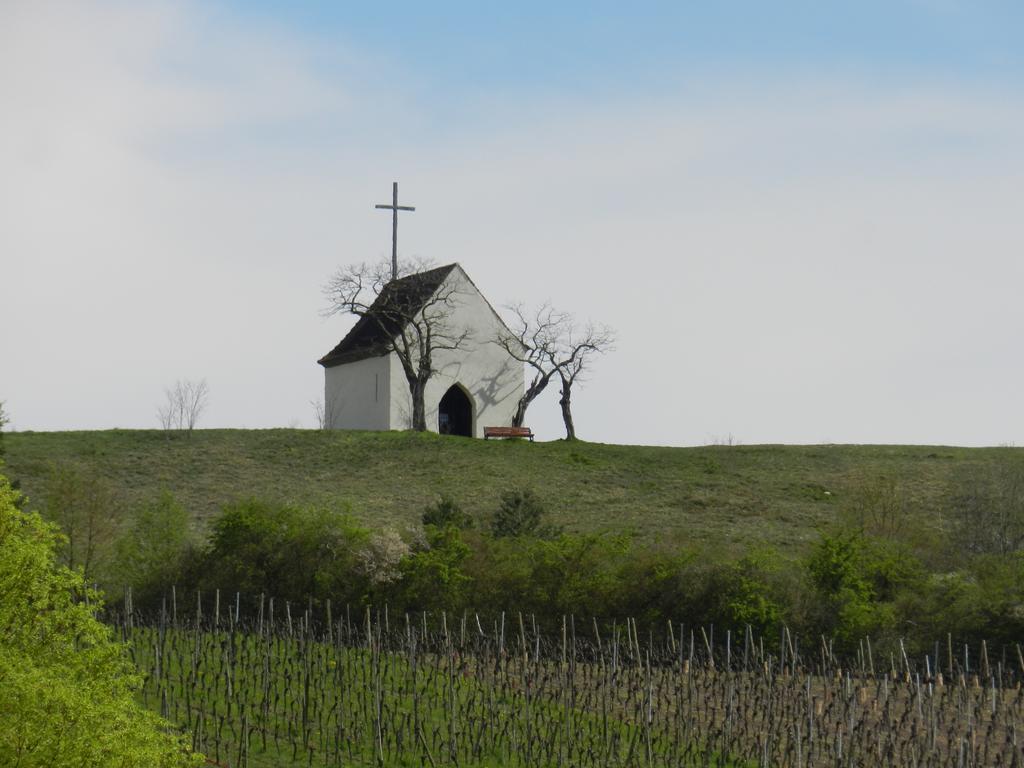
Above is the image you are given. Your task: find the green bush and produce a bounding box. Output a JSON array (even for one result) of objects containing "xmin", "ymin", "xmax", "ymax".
[
  {"xmin": 520, "ymin": 534, "xmax": 629, "ymax": 620},
  {"xmin": 0, "ymin": 473, "xmax": 200, "ymax": 767},
  {"xmin": 960, "ymin": 554, "xmax": 1024, "ymax": 645},
  {"xmin": 114, "ymin": 490, "xmax": 196, "ymax": 607},
  {"xmin": 899, "ymin": 570, "xmax": 983, "ymax": 653},
  {"xmin": 78, "ymin": 470, "xmax": 1024, "ymax": 653},
  {"xmin": 806, "ymin": 531, "xmax": 923, "ymax": 652},
  {"xmin": 202, "ymin": 499, "xmax": 370, "ymax": 605},
  {"xmin": 712, "ymin": 551, "xmax": 788, "ymax": 638},
  {"xmin": 422, "ymin": 494, "xmax": 474, "ymax": 529},
  {"xmin": 491, "ymin": 488, "xmax": 556, "ymax": 538},
  {"xmin": 397, "ymin": 525, "xmax": 472, "ymax": 611}
]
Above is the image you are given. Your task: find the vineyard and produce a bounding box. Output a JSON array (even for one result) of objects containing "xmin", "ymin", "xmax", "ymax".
[{"xmin": 120, "ymin": 592, "xmax": 1024, "ymax": 767}]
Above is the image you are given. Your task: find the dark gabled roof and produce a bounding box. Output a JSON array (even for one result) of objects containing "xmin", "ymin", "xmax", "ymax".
[{"xmin": 318, "ymin": 264, "xmax": 457, "ymax": 368}]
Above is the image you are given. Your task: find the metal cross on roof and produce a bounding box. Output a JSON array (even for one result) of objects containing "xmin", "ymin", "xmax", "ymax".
[{"xmin": 375, "ymin": 181, "xmax": 415, "ymax": 281}]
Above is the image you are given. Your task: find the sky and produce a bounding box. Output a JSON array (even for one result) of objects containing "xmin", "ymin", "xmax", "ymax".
[{"xmin": 2, "ymin": 1, "xmax": 1023, "ymax": 446}]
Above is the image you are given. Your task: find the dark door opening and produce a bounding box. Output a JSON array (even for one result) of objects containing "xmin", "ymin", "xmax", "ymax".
[{"xmin": 438, "ymin": 385, "xmax": 473, "ymax": 437}]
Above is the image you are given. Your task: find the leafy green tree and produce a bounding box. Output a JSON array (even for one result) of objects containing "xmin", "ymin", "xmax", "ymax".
[
  {"xmin": 0, "ymin": 473, "xmax": 200, "ymax": 767},
  {"xmin": 0, "ymin": 401, "xmax": 7, "ymax": 458}
]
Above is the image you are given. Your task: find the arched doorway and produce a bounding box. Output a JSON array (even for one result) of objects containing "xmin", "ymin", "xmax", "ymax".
[{"xmin": 438, "ymin": 384, "xmax": 473, "ymax": 437}]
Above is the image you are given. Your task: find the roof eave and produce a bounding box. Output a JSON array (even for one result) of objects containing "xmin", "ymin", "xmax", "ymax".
[{"xmin": 318, "ymin": 347, "xmax": 392, "ymax": 368}]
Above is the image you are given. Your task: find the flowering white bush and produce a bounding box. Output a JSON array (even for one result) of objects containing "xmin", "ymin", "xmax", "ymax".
[{"xmin": 355, "ymin": 527, "xmax": 410, "ymax": 585}]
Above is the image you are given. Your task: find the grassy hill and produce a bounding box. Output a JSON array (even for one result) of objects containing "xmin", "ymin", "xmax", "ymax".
[{"xmin": 2, "ymin": 429, "xmax": 1014, "ymax": 552}]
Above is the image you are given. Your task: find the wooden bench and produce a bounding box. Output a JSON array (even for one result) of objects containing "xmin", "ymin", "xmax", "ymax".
[{"xmin": 484, "ymin": 426, "xmax": 534, "ymax": 441}]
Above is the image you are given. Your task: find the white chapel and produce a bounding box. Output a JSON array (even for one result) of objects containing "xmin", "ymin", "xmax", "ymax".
[{"xmin": 318, "ymin": 263, "xmax": 524, "ymax": 437}]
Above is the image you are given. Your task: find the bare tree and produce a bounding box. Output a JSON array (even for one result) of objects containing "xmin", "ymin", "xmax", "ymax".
[
  {"xmin": 43, "ymin": 463, "xmax": 118, "ymax": 581},
  {"xmin": 840, "ymin": 474, "xmax": 917, "ymax": 539},
  {"xmin": 181, "ymin": 379, "xmax": 209, "ymax": 432},
  {"xmin": 156, "ymin": 399, "xmax": 175, "ymax": 432},
  {"xmin": 549, "ymin": 321, "xmax": 615, "ymax": 440},
  {"xmin": 323, "ymin": 260, "xmax": 471, "ymax": 431},
  {"xmin": 157, "ymin": 379, "xmax": 209, "ymax": 436},
  {"xmin": 950, "ymin": 460, "xmax": 1024, "ymax": 555},
  {"xmin": 495, "ymin": 303, "xmax": 571, "ymax": 427},
  {"xmin": 311, "ymin": 398, "xmax": 326, "ymax": 430},
  {"xmin": 311, "ymin": 394, "xmax": 343, "ymax": 430},
  {"xmin": 496, "ymin": 304, "xmax": 614, "ymax": 439}
]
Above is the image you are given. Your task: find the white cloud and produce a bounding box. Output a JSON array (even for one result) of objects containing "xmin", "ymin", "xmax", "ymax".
[{"xmin": 2, "ymin": 1, "xmax": 1022, "ymax": 446}]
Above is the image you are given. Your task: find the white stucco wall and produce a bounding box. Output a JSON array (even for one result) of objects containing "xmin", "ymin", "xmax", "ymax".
[
  {"xmin": 388, "ymin": 353, "xmax": 415, "ymax": 430},
  {"xmin": 324, "ymin": 353, "xmax": 391, "ymax": 431},
  {"xmin": 386, "ymin": 265, "xmax": 524, "ymax": 437}
]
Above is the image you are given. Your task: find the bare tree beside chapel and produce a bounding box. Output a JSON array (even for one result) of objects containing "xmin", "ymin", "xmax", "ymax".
[{"xmin": 496, "ymin": 305, "xmax": 614, "ymax": 440}]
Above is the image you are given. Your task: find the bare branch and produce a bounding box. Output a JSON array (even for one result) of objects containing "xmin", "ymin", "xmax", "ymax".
[
  {"xmin": 495, "ymin": 303, "xmax": 614, "ymax": 436},
  {"xmin": 549, "ymin": 321, "xmax": 617, "ymax": 386}
]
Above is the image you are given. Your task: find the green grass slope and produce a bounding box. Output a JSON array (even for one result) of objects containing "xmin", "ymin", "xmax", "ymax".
[{"xmin": 3, "ymin": 429, "xmax": 1014, "ymax": 552}]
